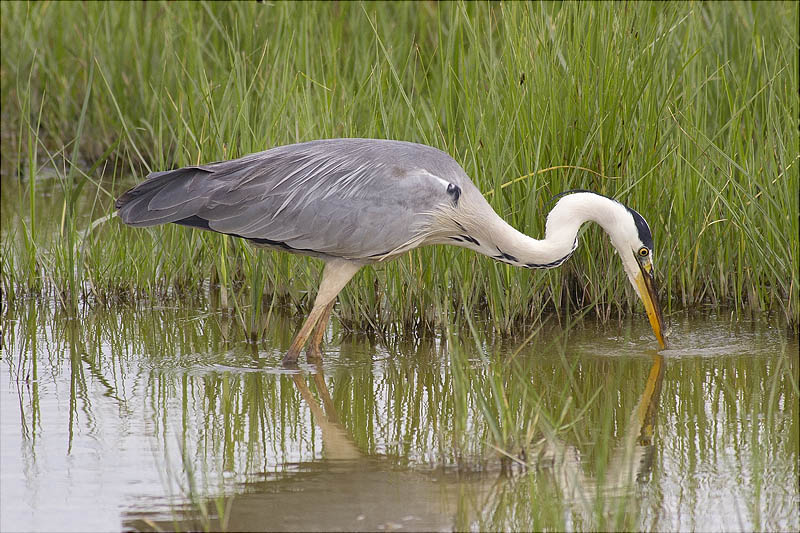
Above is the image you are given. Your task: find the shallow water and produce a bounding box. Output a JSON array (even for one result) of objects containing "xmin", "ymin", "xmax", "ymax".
[{"xmin": 1, "ymin": 300, "xmax": 797, "ymax": 532}]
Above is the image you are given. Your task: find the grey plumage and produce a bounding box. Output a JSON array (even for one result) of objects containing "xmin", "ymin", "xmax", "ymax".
[{"xmin": 116, "ymin": 139, "xmax": 477, "ymax": 261}]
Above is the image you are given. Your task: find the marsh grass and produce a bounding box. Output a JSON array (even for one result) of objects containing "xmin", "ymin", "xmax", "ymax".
[{"xmin": 1, "ymin": 1, "xmax": 797, "ymax": 331}]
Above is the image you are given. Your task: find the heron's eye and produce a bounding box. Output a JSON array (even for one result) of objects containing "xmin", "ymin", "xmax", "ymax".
[
  {"xmin": 446, "ymin": 183, "xmax": 461, "ymax": 204},
  {"xmin": 638, "ymin": 247, "xmax": 649, "ymax": 257}
]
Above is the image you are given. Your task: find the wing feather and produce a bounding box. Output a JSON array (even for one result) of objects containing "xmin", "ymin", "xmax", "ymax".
[{"xmin": 116, "ymin": 139, "xmax": 471, "ymax": 259}]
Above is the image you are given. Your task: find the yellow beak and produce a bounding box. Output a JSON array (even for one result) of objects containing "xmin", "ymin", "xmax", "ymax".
[{"xmin": 634, "ymin": 261, "xmax": 666, "ymax": 349}]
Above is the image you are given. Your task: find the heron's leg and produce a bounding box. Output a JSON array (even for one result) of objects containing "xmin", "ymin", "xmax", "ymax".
[
  {"xmin": 282, "ymin": 260, "xmax": 361, "ymax": 365},
  {"xmin": 307, "ymin": 300, "xmax": 335, "ymax": 360}
]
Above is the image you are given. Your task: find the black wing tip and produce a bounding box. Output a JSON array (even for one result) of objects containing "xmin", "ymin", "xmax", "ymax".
[
  {"xmin": 173, "ymin": 215, "xmax": 212, "ymax": 231},
  {"xmin": 115, "ymin": 166, "xmax": 211, "ymax": 211},
  {"xmin": 115, "ymin": 188, "xmax": 137, "ymax": 210}
]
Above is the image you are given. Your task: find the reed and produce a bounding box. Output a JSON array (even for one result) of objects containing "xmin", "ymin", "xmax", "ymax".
[{"xmin": 1, "ymin": 1, "xmax": 797, "ymax": 331}]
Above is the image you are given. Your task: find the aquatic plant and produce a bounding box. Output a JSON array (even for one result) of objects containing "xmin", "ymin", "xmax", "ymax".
[{"xmin": 1, "ymin": 1, "xmax": 797, "ymax": 331}]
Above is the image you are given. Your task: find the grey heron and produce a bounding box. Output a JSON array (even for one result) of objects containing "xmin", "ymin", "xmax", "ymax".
[{"xmin": 116, "ymin": 138, "xmax": 666, "ymax": 364}]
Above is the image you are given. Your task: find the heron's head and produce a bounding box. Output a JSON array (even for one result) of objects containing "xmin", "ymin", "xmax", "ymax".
[
  {"xmin": 607, "ymin": 205, "xmax": 667, "ymax": 349},
  {"xmin": 547, "ymin": 191, "xmax": 666, "ymax": 348}
]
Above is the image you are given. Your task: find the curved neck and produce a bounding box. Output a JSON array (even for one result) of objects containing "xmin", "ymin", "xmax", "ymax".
[{"xmin": 464, "ymin": 192, "xmax": 629, "ymax": 269}]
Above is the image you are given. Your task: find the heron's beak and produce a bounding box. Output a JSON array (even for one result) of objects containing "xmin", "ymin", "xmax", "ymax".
[{"xmin": 634, "ymin": 260, "xmax": 666, "ymax": 349}]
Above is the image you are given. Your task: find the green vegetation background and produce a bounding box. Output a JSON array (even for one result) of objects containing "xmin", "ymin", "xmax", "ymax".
[{"xmin": 1, "ymin": 1, "xmax": 797, "ymax": 332}]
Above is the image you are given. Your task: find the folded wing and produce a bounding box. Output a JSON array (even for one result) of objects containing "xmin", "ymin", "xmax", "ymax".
[{"xmin": 116, "ymin": 139, "xmax": 461, "ymax": 260}]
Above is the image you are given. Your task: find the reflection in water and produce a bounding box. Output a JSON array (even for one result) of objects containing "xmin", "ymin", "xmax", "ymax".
[
  {"xmin": 290, "ymin": 367, "xmax": 360, "ymax": 461},
  {"xmin": 459, "ymin": 353, "xmax": 666, "ymax": 531},
  {"xmin": 128, "ymin": 362, "xmax": 457, "ymax": 532},
  {"xmin": 1, "ymin": 300, "xmax": 797, "ymax": 532},
  {"xmin": 128, "ymin": 354, "xmax": 668, "ymax": 531},
  {"xmin": 531, "ymin": 355, "xmax": 664, "ymax": 511}
]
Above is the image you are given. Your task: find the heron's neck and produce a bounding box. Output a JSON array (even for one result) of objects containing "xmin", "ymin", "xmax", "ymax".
[{"xmin": 468, "ymin": 192, "xmax": 627, "ymax": 269}]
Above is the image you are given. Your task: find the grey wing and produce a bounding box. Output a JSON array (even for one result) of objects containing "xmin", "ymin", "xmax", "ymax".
[{"xmin": 115, "ymin": 139, "xmax": 460, "ymax": 260}]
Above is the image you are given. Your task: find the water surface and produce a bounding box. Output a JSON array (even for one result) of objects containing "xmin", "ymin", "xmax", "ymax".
[{"xmin": 1, "ymin": 301, "xmax": 797, "ymax": 531}]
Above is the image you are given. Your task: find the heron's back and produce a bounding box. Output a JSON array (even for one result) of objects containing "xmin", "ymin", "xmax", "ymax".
[{"xmin": 116, "ymin": 139, "xmax": 475, "ymax": 261}]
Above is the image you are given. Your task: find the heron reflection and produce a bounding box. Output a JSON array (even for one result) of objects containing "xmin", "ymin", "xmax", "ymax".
[
  {"xmin": 483, "ymin": 353, "xmax": 666, "ymax": 520},
  {"xmin": 294, "ymin": 354, "xmax": 666, "ymax": 512},
  {"xmin": 124, "ymin": 353, "xmax": 665, "ymax": 531},
  {"xmin": 290, "ymin": 364, "xmax": 360, "ymax": 461}
]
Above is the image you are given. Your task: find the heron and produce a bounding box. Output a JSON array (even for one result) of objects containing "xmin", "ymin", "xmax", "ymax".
[{"xmin": 116, "ymin": 138, "xmax": 666, "ymax": 364}]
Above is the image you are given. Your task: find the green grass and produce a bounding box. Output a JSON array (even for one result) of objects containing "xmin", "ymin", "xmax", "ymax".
[{"xmin": 1, "ymin": 1, "xmax": 797, "ymax": 331}]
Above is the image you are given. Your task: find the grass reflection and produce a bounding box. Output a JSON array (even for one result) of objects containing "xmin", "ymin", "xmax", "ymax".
[
  {"xmin": 2, "ymin": 299, "xmax": 797, "ymax": 531},
  {"xmin": 129, "ymin": 346, "xmax": 669, "ymax": 531}
]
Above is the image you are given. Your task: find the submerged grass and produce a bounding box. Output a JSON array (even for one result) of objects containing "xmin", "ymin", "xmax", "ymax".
[{"xmin": 1, "ymin": 1, "xmax": 797, "ymax": 331}]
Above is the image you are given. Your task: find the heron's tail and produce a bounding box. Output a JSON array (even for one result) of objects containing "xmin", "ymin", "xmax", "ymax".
[{"xmin": 115, "ymin": 167, "xmax": 213, "ymax": 228}]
